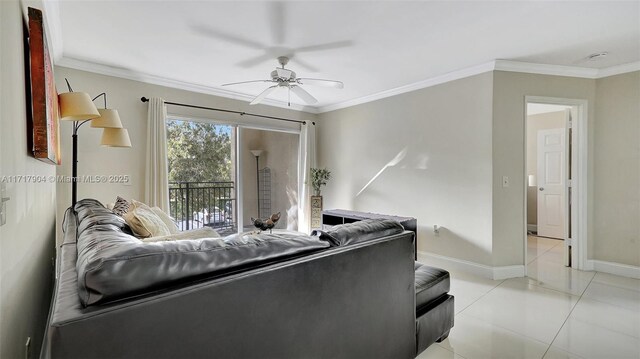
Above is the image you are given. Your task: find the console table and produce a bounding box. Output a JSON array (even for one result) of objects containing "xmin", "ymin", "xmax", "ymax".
[{"xmin": 322, "ymin": 209, "xmax": 417, "ymax": 259}]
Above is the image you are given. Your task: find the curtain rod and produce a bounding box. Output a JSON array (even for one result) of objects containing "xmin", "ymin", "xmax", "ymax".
[{"xmin": 140, "ymin": 97, "xmax": 313, "ymax": 125}]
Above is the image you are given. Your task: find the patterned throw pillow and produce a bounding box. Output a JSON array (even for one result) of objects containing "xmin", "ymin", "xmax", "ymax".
[{"xmin": 112, "ymin": 196, "xmax": 131, "ymax": 216}]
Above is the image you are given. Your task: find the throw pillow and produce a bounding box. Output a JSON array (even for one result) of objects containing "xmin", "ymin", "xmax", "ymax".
[
  {"xmin": 123, "ymin": 203, "xmax": 171, "ymax": 238},
  {"xmin": 151, "ymin": 207, "xmax": 179, "ymax": 234},
  {"xmin": 112, "ymin": 196, "xmax": 131, "ymax": 216}
]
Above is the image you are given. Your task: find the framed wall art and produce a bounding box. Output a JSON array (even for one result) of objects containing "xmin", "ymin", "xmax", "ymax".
[{"xmin": 26, "ymin": 7, "xmax": 61, "ymax": 165}]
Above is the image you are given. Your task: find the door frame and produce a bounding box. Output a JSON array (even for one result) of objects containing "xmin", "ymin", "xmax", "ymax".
[{"xmin": 524, "ymin": 96, "xmax": 589, "ymax": 271}]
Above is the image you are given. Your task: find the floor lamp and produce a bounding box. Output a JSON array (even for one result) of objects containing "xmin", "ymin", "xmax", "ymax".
[
  {"xmin": 250, "ymin": 150, "xmax": 263, "ymax": 217},
  {"xmin": 58, "ymin": 79, "xmax": 132, "ymax": 208}
]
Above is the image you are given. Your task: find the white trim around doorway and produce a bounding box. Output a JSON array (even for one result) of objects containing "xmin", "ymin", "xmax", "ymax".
[{"xmin": 524, "ymin": 96, "xmax": 589, "ymax": 272}]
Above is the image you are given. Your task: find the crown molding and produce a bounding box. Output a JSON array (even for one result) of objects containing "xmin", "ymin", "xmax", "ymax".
[
  {"xmin": 54, "ymin": 55, "xmax": 640, "ymax": 116},
  {"xmin": 55, "ymin": 57, "xmax": 319, "ymax": 114},
  {"xmin": 317, "ymin": 61, "xmax": 497, "ymax": 113},
  {"xmin": 597, "ymin": 61, "xmax": 640, "ymax": 78},
  {"xmin": 317, "ymin": 60, "xmax": 640, "ymax": 113},
  {"xmin": 493, "ymin": 59, "xmax": 600, "ymax": 78}
]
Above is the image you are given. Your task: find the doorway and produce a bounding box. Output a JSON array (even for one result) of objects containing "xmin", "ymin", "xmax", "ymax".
[{"xmin": 524, "ymin": 97, "xmax": 588, "ymax": 273}]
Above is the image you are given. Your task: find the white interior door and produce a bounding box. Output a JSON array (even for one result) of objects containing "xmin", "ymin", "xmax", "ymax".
[{"xmin": 537, "ymin": 128, "xmax": 565, "ymax": 239}]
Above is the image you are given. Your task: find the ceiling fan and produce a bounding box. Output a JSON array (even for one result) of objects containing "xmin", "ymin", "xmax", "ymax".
[
  {"xmin": 192, "ymin": 2, "xmax": 353, "ymax": 72},
  {"xmin": 222, "ymin": 56, "xmax": 344, "ymax": 106}
]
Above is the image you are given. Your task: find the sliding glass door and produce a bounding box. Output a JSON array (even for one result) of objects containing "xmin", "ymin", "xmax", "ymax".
[{"xmin": 166, "ymin": 117, "xmax": 299, "ymax": 234}]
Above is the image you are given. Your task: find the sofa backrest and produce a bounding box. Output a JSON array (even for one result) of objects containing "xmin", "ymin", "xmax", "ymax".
[
  {"xmin": 73, "ymin": 199, "xmax": 330, "ymax": 306},
  {"xmin": 312, "ymin": 219, "xmax": 405, "ymax": 246}
]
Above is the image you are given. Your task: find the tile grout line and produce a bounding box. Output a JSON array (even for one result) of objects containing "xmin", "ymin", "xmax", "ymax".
[
  {"xmin": 455, "ymin": 278, "xmax": 507, "ymax": 315},
  {"xmin": 431, "ymin": 341, "xmax": 470, "ymax": 359},
  {"xmin": 590, "ymin": 271, "xmax": 640, "ymax": 293},
  {"xmin": 540, "ymin": 271, "xmax": 597, "ymax": 358},
  {"xmin": 523, "ymin": 274, "xmax": 592, "ymax": 298},
  {"xmin": 527, "ymin": 237, "xmax": 562, "ymax": 265},
  {"xmin": 435, "ymin": 278, "xmax": 507, "ymax": 353}
]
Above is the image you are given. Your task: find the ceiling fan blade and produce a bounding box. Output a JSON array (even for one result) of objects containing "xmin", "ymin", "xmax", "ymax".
[
  {"xmin": 222, "ymin": 80, "xmax": 274, "ymax": 87},
  {"xmin": 250, "ymin": 86, "xmax": 278, "ymax": 105},
  {"xmin": 297, "ymin": 78, "xmax": 344, "ymax": 89},
  {"xmin": 291, "ymin": 57, "xmax": 318, "ymax": 72},
  {"xmin": 236, "ymin": 53, "xmax": 273, "ymax": 68},
  {"xmin": 276, "ymin": 68, "xmax": 293, "ymax": 79},
  {"xmin": 191, "ymin": 25, "xmax": 265, "ymax": 50},
  {"xmin": 290, "ymin": 85, "xmax": 318, "ymax": 104},
  {"xmin": 268, "ymin": 2, "xmax": 286, "ymax": 44},
  {"xmin": 295, "ymin": 40, "xmax": 353, "ymax": 53}
]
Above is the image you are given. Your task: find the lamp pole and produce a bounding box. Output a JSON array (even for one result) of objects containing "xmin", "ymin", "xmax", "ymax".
[
  {"xmin": 255, "ymin": 154, "xmax": 260, "ymax": 216},
  {"xmin": 250, "ymin": 150, "xmax": 264, "ymax": 218}
]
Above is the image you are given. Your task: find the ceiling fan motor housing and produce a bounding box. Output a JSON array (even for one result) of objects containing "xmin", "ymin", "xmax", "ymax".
[{"xmin": 271, "ymin": 70, "xmax": 296, "ymax": 83}]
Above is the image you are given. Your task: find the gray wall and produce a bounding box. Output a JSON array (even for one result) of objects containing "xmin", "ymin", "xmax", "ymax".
[
  {"xmin": 53, "ymin": 67, "xmax": 315, "ymax": 243},
  {"xmin": 593, "ymin": 71, "xmax": 640, "ymax": 266},
  {"xmin": 526, "ymin": 110, "xmax": 566, "ymax": 226},
  {"xmin": 318, "ymin": 73, "xmax": 495, "ymax": 266},
  {"xmin": 318, "ymin": 69, "xmax": 639, "ymax": 270},
  {"xmin": 0, "ymin": 1, "xmax": 57, "ymax": 357},
  {"xmin": 491, "ymin": 71, "xmax": 596, "ymax": 266}
]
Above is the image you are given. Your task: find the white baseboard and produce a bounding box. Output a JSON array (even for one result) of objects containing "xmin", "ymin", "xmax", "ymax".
[
  {"xmin": 527, "ymin": 224, "xmax": 537, "ymax": 232},
  {"xmin": 587, "ymin": 259, "xmax": 640, "ymax": 279},
  {"xmin": 493, "ymin": 265, "xmax": 526, "ymax": 280},
  {"xmin": 417, "ymin": 251, "xmax": 525, "ymax": 280}
]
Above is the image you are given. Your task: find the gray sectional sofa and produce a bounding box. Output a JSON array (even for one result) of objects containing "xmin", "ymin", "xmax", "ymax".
[{"xmin": 42, "ymin": 199, "xmax": 453, "ymax": 358}]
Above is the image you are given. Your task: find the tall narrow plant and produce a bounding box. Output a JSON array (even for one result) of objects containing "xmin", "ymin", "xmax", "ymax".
[{"xmin": 311, "ymin": 168, "xmax": 331, "ymax": 196}]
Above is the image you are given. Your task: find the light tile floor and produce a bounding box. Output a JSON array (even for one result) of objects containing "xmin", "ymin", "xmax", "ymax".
[{"xmin": 417, "ymin": 236, "xmax": 640, "ymax": 359}]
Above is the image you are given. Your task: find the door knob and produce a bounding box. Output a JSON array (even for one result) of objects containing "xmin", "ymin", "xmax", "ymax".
[{"xmin": 539, "ymin": 187, "xmax": 545, "ymax": 191}]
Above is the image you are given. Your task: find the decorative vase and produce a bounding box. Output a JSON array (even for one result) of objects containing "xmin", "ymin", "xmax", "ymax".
[{"xmin": 310, "ymin": 195, "xmax": 323, "ymax": 230}]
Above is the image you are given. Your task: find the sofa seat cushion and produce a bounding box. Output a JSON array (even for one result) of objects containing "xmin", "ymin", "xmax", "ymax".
[
  {"xmin": 415, "ymin": 262, "xmax": 450, "ymax": 309},
  {"xmin": 312, "ymin": 219, "xmax": 404, "ymax": 246}
]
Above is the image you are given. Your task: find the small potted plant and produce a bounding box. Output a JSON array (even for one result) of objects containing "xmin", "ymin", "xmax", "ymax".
[{"xmin": 311, "ymin": 168, "xmax": 331, "ymax": 196}]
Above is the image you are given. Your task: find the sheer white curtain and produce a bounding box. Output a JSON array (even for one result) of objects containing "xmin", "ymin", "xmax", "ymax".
[
  {"xmin": 144, "ymin": 97, "xmax": 170, "ymax": 212},
  {"xmin": 298, "ymin": 122, "xmax": 316, "ymax": 234}
]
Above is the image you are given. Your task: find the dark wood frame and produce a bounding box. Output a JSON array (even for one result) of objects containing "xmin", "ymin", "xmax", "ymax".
[{"xmin": 26, "ymin": 7, "xmax": 60, "ymax": 165}]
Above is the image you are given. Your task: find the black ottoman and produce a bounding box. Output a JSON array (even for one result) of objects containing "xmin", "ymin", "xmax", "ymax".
[{"xmin": 414, "ymin": 262, "xmax": 455, "ymax": 355}]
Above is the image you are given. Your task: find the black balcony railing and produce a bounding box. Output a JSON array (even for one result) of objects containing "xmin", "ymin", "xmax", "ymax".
[{"xmin": 168, "ymin": 181, "xmax": 236, "ymax": 233}]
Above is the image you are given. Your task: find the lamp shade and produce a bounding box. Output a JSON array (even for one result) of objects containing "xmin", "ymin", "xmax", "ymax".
[
  {"xmin": 250, "ymin": 150, "xmax": 264, "ymax": 157},
  {"xmin": 91, "ymin": 109, "xmax": 123, "ymax": 128},
  {"xmin": 101, "ymin": 128, "xmax": 132, "ymax": 147},
  {"xmin": 58, "ymin": 92, "xmax": 100, "ymax": 121},
  {"xmin": 528, "ymin": 174, "xmax": 537, "ymax": 187}
]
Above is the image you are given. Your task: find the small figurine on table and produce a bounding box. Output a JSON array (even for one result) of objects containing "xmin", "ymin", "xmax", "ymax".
[{"xmin": 251, "ymin": 212, "xmax": 281, "ymax": 233}]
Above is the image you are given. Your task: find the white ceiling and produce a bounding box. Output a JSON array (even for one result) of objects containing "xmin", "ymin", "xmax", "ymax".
[{"xmin": 51, "ymin": 1, "xmax": 639, "ymax": 111}]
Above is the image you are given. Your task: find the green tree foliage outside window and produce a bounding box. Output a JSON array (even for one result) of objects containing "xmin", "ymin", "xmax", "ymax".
[{"xmin": 166, "ymin": 120, "xmax": 233, "ymax": 183}]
